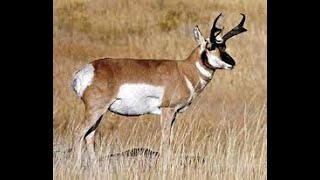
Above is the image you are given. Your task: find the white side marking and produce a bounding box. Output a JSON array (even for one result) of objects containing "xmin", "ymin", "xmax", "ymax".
[{"xmin": 109, "ymin": 84, "xmax": 164, "ymax": 115}]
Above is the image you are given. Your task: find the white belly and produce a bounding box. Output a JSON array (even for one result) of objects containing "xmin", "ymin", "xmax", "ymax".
[{"xmin": 109, "ymin": 84, "xmax": 164, "ymax": 116}]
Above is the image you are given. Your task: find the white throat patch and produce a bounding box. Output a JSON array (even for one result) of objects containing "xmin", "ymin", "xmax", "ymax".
[
  {"xmin": 195, "ymin": 61, "xmax": 212, "ymax": 78},
  {"xmin": 184, "ymin": 76, "xmax": 195, "ymax": 100}
]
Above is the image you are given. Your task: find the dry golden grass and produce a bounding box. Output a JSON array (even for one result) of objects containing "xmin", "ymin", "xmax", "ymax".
[{"xmin": 53, "ymin": 0, "xmax": 266, "ymax": 179}]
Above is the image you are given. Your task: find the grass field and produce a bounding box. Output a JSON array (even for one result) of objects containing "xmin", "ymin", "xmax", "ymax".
[{"xmin": 53, "ymin": 0, "xmax": 266, "ymax": 179}]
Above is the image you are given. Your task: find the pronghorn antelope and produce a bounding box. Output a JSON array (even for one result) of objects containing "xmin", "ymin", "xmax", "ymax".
[{"xmin": 72, "ymin": 13, "xmax": 247, "ymax": 164}]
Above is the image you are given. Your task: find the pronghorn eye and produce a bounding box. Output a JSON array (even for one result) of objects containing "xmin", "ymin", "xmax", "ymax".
[
  {"xmin": 216, "ymin": 39, "xmax": 223, "ymax": 44},
  {"xmin": 218, "ymin": 44, "xmax": 226, "ymax": 51},
  {"xmin": 215, "ymin": 35, "xmax": 223, "ymax": 44},
  {"xmin": 206, "ymin": 43, "xmax": 216, "ymax": 51}
]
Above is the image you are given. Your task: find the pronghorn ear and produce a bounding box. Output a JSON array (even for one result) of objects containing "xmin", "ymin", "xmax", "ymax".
[{"xmin": 194, "ymin": 25, "xmax": 205, "ymax": 45}]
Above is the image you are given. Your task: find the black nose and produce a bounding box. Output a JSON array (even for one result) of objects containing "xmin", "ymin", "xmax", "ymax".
[{"xmin": 221, "ymin": 52, "xmax": 236, "ymax": 66}]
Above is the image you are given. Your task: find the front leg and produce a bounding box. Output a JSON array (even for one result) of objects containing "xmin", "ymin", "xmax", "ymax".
[{"xmin": 160, "ymin": 108, "xmax": 178, "ymax": 172}]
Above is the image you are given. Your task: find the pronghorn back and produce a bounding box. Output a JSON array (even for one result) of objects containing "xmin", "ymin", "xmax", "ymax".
[{"xmin": 72, "ymin": 57, "xmax": 194, "ymax": 115}]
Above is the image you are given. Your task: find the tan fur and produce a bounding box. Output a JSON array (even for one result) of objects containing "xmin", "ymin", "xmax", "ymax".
[
  {"xmin": 73, "ymin": 45, "xmax": 213, "ymax": 165},
  {"xmin": 83, "ymin": 47, "xmax": 210, "ymax": 107}
]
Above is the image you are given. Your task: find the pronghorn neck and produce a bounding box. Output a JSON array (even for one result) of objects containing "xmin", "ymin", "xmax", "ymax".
[
  {"xmin": 185, "ymin": 46, "xmax": 215, "ymax": 73},
  {"xmin": 195, "ymin": 58, "xmax": 215, "ymax": 81},
  {"xmin": 178, "ymin": 46, "xmax": 215, "ymax": 95},
  {"xmin": 186, "ymin": 46, "xmax": 216, "ymax": 79}
]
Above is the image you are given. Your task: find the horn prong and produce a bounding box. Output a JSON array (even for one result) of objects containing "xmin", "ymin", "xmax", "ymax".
[
  {"xmin": 210, "ymin": 13, "xmax": 223, "ymax": 46},
  {"xmin": 221, "ymin": 13, "xmax": 247, "ymax": 43}
]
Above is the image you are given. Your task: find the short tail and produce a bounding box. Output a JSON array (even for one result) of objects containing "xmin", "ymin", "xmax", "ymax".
[
  {"xmin": 71, "ymin": 76, "xmax": 79, "ymax": 95},
  {"xmin": 71, "ymin": 64, "xmax": 95, "ymax": 97}
]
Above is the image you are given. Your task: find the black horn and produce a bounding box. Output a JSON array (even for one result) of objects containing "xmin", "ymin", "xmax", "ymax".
[
  {"xmin": 210, "ymin": 13, "xmax": 223, "ymax": 44},
  {"xmin": 222, "ymin": 13, "xmax": 247, "ymax": 43}
]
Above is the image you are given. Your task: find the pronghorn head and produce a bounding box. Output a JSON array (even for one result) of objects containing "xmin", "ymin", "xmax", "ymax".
[{"xmin": 194, "ymin": 13, "xmax": 247, "ymax": 70}]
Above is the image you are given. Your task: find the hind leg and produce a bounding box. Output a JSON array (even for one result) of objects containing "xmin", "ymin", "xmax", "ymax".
[
  {"xmin": 73, "ymin": 97, "xmax": 115, "ymax": 166},
  {"xmin": 84, "ymin": 115, "xmax": 103, "ymax": 162},
  {"xmin": 73, "ymin": 106, "xmax": 106, "ymax": 165},
  {"xmin": 101, "ymin": 112, "xmax": 122, "ymax": 153}
]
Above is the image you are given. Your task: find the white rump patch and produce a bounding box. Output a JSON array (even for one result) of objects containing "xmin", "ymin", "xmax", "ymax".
[
  {"xmin": 109, "ymin": 84, "xmax": 165, "ymax": 116},
  {"xmin": 72, "ymin": 64, "xmax": 95, "ymax": 97},
  {"xmin": 196, "ymin": 61, "xmax": 212, "ymax": 78}
]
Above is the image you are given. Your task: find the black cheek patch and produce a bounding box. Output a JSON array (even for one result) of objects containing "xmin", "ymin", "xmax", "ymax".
[{"xmin": 220, "ymin": 52, "xmax": 236, "ymax": 66}]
